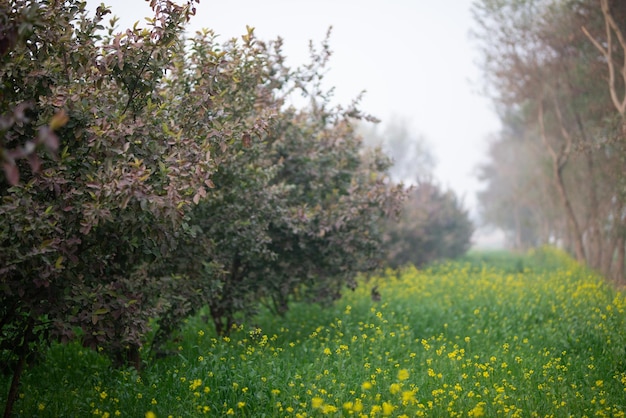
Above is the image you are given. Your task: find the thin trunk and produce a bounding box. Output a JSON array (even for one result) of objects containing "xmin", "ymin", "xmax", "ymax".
[
  {"xmin": 614, "ymin": 235, "xmax": 625, "ymax": 284},
  {"xmin": 602, "ymin": 232, "xmax": 619, "ymax": 278},
  {"xmin": 538, "ymin": 98, "xmax": 586, "ymax": 263},
  {"xmin": 3, "ymin": 318, "xmax": 34, "ymax": 418},
  {"xmin": 583, "ymin": 152, "xmax": 602, "ymax": 269},
  {"xmin": 209, "ymin": 254, "xmax": 242, "ymax": 336},
  {"xmin": 514, "ymin": 204, "xmax": 522, "ymax": 250},
  {"xmin": 553, "ymin": 167, "xmax": 586, "ymax": 262},
  {"xmin": 568, "ymin": 55, "xmax": 602, "ymax": 268}
]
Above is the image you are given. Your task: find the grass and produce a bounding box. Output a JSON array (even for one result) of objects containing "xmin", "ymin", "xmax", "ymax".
[{"xmin": 3, "ymin": 247, "xmax": 626, "ymax": 417}]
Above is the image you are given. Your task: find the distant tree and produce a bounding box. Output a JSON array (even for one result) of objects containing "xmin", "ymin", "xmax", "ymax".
[
  {"xmin": 359, "ymin": 116, "xmax": 435, "ymax": 184},
  {"xmin": 384, "ymin": 180, "xmax": 473, "ymax": 268},
  {"xmin": 477, "ymin": 107, "xmax": 562, "ymax": 250}
]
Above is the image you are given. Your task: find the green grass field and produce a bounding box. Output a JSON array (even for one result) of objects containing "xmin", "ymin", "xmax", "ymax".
[{"xmin": 3, "ymin": 248, "xmax": 626, "ymax": 417}]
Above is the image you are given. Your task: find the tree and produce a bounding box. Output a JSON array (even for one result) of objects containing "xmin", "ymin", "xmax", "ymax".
[
  {"xmin": 383, "ymin": 180, "xmax": 473, "ymax": 268},
  {"xmin": 359, "ymin": 116, "xmax": 435, "ymax": 184},
  {"xmin": 0, "ymin": 1, "xmax": 259, "ymax": 414},
  {"xmin": 1, "ymin": 4, "xmax": 406, "ymax": 416},
  {"xmin": 153, "ymin": 31, "xmax": 405, "ymax": 341},
  {"xmin": 473, "ymin": 0, "xmax": 626, "ymax": 282}
]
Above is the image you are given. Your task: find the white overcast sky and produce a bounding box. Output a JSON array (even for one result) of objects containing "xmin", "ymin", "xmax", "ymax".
[{"xmin": 87, "ymin": 0, "xmax": 504, "ymax": 245}]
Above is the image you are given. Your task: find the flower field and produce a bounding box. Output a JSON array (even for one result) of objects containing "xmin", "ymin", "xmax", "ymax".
[{"xmin": 3, "ymin": 248, "xmax": 626, "ymax": 417}]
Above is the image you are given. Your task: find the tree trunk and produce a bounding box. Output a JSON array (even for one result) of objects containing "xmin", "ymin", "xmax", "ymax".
[
  {"xmin": 614, "ymin": 235, "xmax": 625, "ymax": 284},
  {"xmin": 3, "ymin": 318, "xmax": 34, "ymax": 418},
  {"xmin": 601, "ymin": 232, "xmax": 619, "ymax": 278},
  {"xmin": 538, "ymin": 97, "xmax": 585, "ymax": 263},
  {"xmin": 553, "ymin": 164, "xmax": 586, "ymax": 263},
  {"xmin": 208, "ymin": 254, "xmax": 242, "ymax": 336},
  {"xmin": 514, "ymin": 204, "xmax": 522, "ymax": 250},
  {"xmin": 584, "ymin": 153, "xmax": 602, "ymax": 269}
]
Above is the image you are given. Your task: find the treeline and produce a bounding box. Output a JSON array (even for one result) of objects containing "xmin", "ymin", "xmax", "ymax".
[
  {"xmin": 0, "ymin": 1, "xmax": 472, "ymax": 415},
  {"xmin": 474, "ymin": 0, "xmax": 626, "ymax": 282}
]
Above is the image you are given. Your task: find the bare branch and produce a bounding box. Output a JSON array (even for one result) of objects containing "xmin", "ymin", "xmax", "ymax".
[{"xmin": 582, "ymin": 0, "xmax": 626, "ymax": 116}]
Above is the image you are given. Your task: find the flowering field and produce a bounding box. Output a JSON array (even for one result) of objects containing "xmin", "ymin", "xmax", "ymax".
[{"xmin": 4, "ymin": 248, "xmax": 626, "ymax": 417}]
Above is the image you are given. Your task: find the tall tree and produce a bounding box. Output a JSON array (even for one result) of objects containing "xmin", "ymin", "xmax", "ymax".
[{"xmin": 473, "ymin": 0, "xmax": 626, "ymax": 282}]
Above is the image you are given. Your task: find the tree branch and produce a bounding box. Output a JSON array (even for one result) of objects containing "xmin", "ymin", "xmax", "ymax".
[{"xmin": 582, "ymin": 0, "xmax": 626, "ymax": 116}]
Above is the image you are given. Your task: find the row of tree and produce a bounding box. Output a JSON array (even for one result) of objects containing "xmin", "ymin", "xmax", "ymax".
[
  {"xmin": 0, "ymin": 1, "xmax": 472, "ymax": 415},
  {"xmin": 474, "ymin": 0, "xmax": 626, "ymax": 283}
]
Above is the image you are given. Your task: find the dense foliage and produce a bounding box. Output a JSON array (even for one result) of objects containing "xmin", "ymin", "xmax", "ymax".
[
  {"xmin": 383, "ymin": 180, "xmax": 473, "ymax": 268},
  {"xmin": 0, "ymin": 1, "xmax": 404, "ymax": 415},
  {"xmin": 2, "ymin": 249, "xmax": 625, "ymax": 417}
]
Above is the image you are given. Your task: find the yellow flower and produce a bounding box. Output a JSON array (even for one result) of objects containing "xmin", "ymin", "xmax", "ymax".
[
  {"xmin": 322, "ymin": 404, "xmax": 338, "ymax": 414},
  {"xmin": 353, "ymin": 399, "xmax": 364, "ymax": 412},
  {"xmin": 38, "ymin": 403, "xmax": 45, "ymax": 411},
  {"xmin": 402, "ymin": 390, "xmax": 416, "ymax": 405},
  {"xmin": 389, "ymin": 383, "xmax": 401, "ymax": 394},
  {"xmin": 312, "ymin": 397, "xmax": 324, "ymax": 409},
  {"xmin": 100, "ymin": 391, "xmax": 108, "ymax": 400},
  {"xmin": 469, "ymin": 402, "xmax": 486, "ymax": 417},
  {"xmin": 323, "ymin": 347, "xmax": 332, "ymax": 355},
  {"xmin": 189, "ymin": 379, "xmax": 202, "ymax": 391},
  {"xmin": 145, "ymin": 412, "xmax": 156, "ymax": 418},
  {"xmin": 382, "ymin": 402, "xmax": 395, "ymax": 416},
  {"xmin": 397, "ymin": 369, "xmax": 410, "ymax": 381},
  {"xmin": 362, "ymin": 381, "xmax": 373, "ymax": 390},
  {"xmin": 237, "ymin": 402, "xmax": 246, "ymax": 409}
]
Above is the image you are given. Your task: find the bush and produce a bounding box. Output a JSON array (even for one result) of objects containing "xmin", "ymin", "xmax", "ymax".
[{"xmin": 384, "ymin": 180, "xmax": 473, "ymax": 268}]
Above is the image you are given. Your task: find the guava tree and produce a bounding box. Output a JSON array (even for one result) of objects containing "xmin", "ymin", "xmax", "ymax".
[{"xmin": 0, "ymin": 0, "xmax": 266, "ymax": 414}]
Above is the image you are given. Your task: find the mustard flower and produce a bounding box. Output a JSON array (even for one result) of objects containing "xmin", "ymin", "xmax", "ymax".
[
  {"xmin": 469, "ymin": 402, "xmax": 486, "ymax": 417},
  {"xmin": 312, "ymin": 397, "xmax": 324, "ymax": 409},
  {"xmin": 353, "ymin": 399, "xmax": 364, "ymax": 412},
  {"xmin": 382, "ymin": 402, "xmax": 395, "ymax": 416}
]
